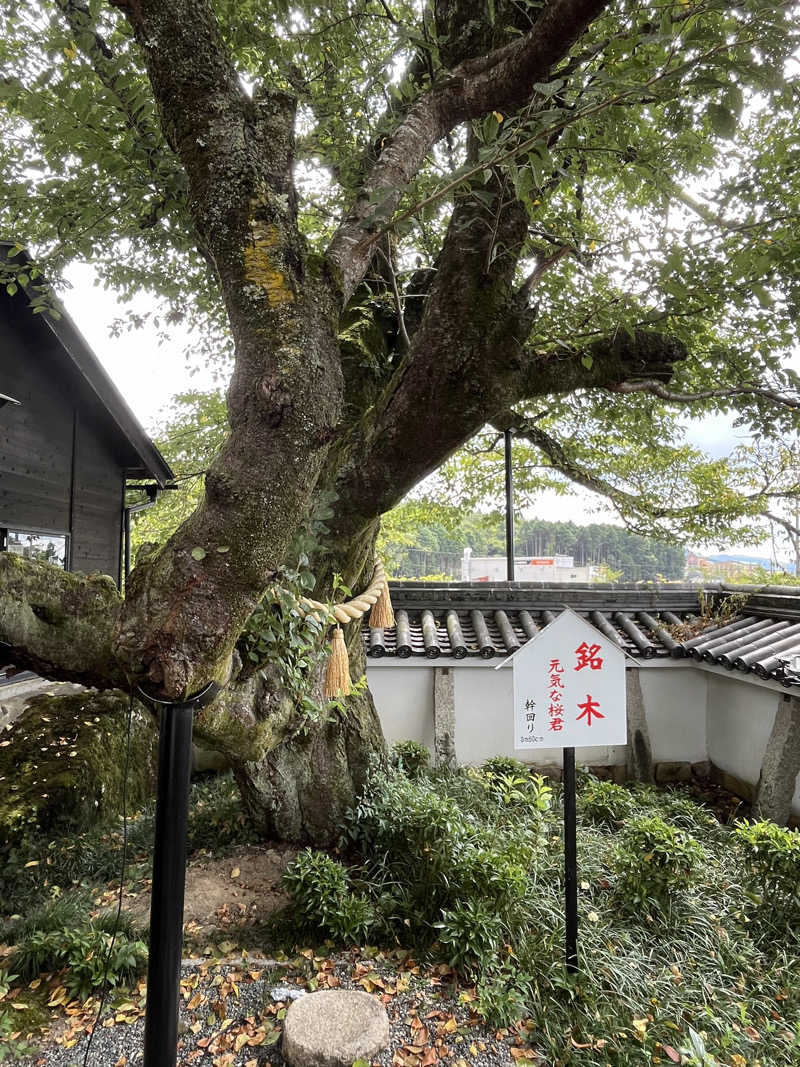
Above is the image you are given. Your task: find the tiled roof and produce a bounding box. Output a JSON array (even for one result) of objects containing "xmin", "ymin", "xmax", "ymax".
[{"xmin": 362, "ymin": 582, "xmax": 800, "ymax": 687}]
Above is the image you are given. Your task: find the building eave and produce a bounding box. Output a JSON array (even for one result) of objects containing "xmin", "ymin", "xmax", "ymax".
[{"xmin": 1, "ymin": 243, "xmax": 174, "ymax": 487}]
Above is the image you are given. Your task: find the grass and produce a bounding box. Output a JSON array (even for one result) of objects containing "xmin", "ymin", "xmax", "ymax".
[
  {"xmin": 281, "ymin": 758, "xmax": 800, "ymax": 1066},
  {"xmin": 2, "ymin": 756, "xmax": 799, "ymax": 1066}
]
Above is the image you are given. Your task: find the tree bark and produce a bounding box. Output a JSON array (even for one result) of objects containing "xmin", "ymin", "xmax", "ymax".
[
  {"xmin": 205, "ymin": 528, "xmax": 388, "ymax": 844},
  {"xmin": 0, "ymin": 0, "xmax": 698, "ymax": 844},
  {"xmin": 0, "ymin": 554, "xmax": 124, "ymax": 688},
  {"xmin": 231, "ymin": 659, "xmax": 385, "ymax": 845}
]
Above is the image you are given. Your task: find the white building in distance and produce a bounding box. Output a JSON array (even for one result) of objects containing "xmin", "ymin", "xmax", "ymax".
[{"xmin": 461, "ymin": 547, "xmax": 597, "ymax": 583}]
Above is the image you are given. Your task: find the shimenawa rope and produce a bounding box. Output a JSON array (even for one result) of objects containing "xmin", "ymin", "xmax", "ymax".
[{"xmin": 293, "ymin": 560, "xmax": 394, "ymax": 699}]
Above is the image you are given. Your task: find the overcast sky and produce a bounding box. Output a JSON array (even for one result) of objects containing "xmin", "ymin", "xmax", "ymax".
[
  {"xmin": 63, "ymin": 262, "xmax": 216, "ymax": 434},
  {"xmin": 60, "ymin": 262, "xmax": 778, "ymax": 562}
]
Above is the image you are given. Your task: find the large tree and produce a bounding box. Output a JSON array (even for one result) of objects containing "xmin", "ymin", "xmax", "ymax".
[{"xmin": 2, "ymin": 0, "xmax": 800, "ymax": 841}]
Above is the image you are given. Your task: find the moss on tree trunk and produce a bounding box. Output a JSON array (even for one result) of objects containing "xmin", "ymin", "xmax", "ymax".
[
  {"xmin": 231, "ymin": 679, "xmax": 384, "ymax": 845},
  {"xmin": 226, "ymin": 530, "xmax": 387, "ymax": 844},
  {"xmin": 0, "ymin": 690, "xmax": 157, "ymax": 846}
]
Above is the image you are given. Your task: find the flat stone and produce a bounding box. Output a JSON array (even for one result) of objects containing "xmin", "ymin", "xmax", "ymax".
[
  {"xmin": 282, "ymin": 989, "xmax": 390, "ymax": 1067},
  {"xmin": 655, "ymin": 761, "xmax": 692, "ymax": 783},
  {"xmin": 691, "ymin": 760, "xmax": 711, "ymax": 781}
]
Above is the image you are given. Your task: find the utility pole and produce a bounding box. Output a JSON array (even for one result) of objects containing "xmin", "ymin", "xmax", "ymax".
[{"xmin": 504, "ymin": 428, "xmax": 515, "ymax": 582}]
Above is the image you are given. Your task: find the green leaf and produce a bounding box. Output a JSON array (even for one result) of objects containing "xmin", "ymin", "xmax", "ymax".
[
  {"xmin": 751, "ymin": 284, "xmax": 772, "ymax": 308},
  {"xmin": 707, "ymin": 102, "xmax": 737, "ymax": 139}
]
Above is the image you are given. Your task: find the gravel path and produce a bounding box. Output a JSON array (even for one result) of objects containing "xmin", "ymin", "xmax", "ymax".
[{"xmin": 18, "ymin": 950, "xmax": 539, "ymax": 1067}]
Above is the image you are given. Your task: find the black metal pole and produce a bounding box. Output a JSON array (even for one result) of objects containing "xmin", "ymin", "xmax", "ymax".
[
  {"xmin": 123, "ymin": 507, "xmax": 131, "ymax": 583},
  {"xmin": 563, "ymin": 746, "xmax": 578, "ymax": 974},
  {"xmin": 504, "ymin": 428, "xmax": 515, "ymax": 582},
  {"xmin": 143, "ymin": 702, "xmax": 194, "ymax": 1067}
]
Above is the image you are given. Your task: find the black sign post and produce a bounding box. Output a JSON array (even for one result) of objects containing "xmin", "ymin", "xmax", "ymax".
[
  {"xmin": 562, "ymin": 746, "xmax": 578, "ymax": 974},
  {"xmin": 138, "ymin": 681, "xmax": 221, "ymax": 1067},
  {"xmin": 504, "ymin": 428, "xmax": 515, "ymax": 582},
  {"xmin": 503, "ymin": 610, "xmax": 626, "ymax": 978}
]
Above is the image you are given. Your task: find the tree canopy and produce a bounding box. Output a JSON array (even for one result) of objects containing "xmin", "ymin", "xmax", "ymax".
[
  {"xmin": 5, "ymin": 0, "xmax": 798, "ymax": 552},
  {"xmin": 3, "ymin": 0, "xmax": 800, "ymax": 837}
]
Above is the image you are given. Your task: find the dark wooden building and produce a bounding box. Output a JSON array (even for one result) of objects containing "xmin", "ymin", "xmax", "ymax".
[{"xmin": 0, "ymin": 244, "xmax": 173, "ymax": 586}]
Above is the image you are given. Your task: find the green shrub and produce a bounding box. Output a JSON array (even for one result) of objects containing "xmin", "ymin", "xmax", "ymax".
[
  {"xmin": 337, "ymin": 765, "xmax": 534, "ymax": 956},
  {"xmin": 282, "ymin": 849, "xmax": 373, "ymax": 943},
  {"xmin": 661, "ymin": 793, "xmax": 717, "ymax": 833},
  {"xmin": 482, "ymin": 770, "xmax": 553, "ymax": 814},
  {"xmin": 579, "ymin": 778, "xmax": 635, "ymax": 828},
  {"xmin": 8, "ymin": 924, "xmax": 147, "ymax": 999},
  {"xmin": 481, "ymin": 756, "xmax": 527, "ymax": 778},
  {"xmin": 452, "ymin": 840, "xmax": 530, "ymax": 909},
  {"xmin": 475, "ymin": 967, "xmax": 532, "ymax": 1028},
  {"xmin": 734, "ymin": 820, "xmax": 800, "ymax": 910},
  {"xmin": 614, "ymin": 815, "xmax": 704, "ymax": 911},
  {"xmin": 436, "ymin": 899, "xmax": 504, "ymax": 972},
  {"xmin": 391, "ymin": 740, "xmax": 430, "ymax": 777}
]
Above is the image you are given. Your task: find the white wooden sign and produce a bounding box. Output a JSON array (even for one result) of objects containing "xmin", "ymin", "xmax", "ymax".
[{"xmin": 499, "ymin": 608, "xmax": 626, "ymax": 750}]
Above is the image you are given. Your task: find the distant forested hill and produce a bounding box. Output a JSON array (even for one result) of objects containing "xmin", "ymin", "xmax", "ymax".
[{"xmin": 380, "ymin": 512, "xmax": 686, "ymax": 582}]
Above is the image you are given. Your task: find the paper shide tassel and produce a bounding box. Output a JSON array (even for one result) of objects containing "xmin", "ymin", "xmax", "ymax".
[
  {"xmin": 324, "ymin": 625, "xmax": 352, "ymax": 699},
  {"xmin": 369, "ymin": 575, "xmax": 395, "ymax": 629}
]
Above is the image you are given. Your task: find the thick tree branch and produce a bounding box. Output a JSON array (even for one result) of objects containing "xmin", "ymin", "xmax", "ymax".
[
  {"xmin": 326, "ymin": 177, "xmax": 535, "ymax": 543},
  {"xmin": 107, "ymin": 0, "xmax": 258, "ymax": 258},
  {"xmin": 513, "ymin": 328, "xmax": 686, "ymax": 399},
  {"xmin": 327, "ymin": 0, "xmax": 609, "ymax": 299},
  {"xmin": 0, "ymin": 554, "xmax": 125, "ymax": 689},
  {"xmin": 329, "ymin": 290, "xmax": 689, "ymax": 545},
  {"xmin": 105, "ymin": 0, "xmax": 344, "ymax": 697}
]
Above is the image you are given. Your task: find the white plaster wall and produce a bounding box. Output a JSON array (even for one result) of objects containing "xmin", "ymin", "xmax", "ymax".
[
  {"xmin": 639, "ymin": 667, "xmax": 707, "ymax": 763},
  {"xmin": 366, "ymin": 662, "xmax": 705, "ymax": 767},
  {"xmin": 367, "ymin": 660, "xmax": 800, "ymax": 817},
  {"xmin": 706, "ymin": 674, "xmax": 777, "ymax": 790},
  {"xmin": 366, "ymin": 666, "xmax": 434, "ymax": 751},
  {"xmin": 452, "ymin": 664, "xmax": 517, "ymax": 764}
]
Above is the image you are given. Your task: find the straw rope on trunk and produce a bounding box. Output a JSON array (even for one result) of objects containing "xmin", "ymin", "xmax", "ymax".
[{"xmin": 291, "ymin": 560, "xmax": 394, "ymax": 698}]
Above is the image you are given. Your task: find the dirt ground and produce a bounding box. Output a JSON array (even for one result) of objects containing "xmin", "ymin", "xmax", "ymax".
[{"xmin": 123, "ymin": 843, "xmax": 298, "ymax": 935}]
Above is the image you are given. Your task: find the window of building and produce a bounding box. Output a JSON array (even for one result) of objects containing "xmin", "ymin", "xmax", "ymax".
[{"xmin": 0, "ymin": 528, "xmax": 68, "ymax": 568}]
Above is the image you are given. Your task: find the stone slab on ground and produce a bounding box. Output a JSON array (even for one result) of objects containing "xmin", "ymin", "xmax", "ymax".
[{"xmin": 283, "ymin": 988, "xmax": 390, "ymax": 1067}]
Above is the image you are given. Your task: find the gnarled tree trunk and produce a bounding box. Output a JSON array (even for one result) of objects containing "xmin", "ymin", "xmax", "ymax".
[{"xmin": 0, "ymin": 0, "xmax": 701, "ymax": 845}]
